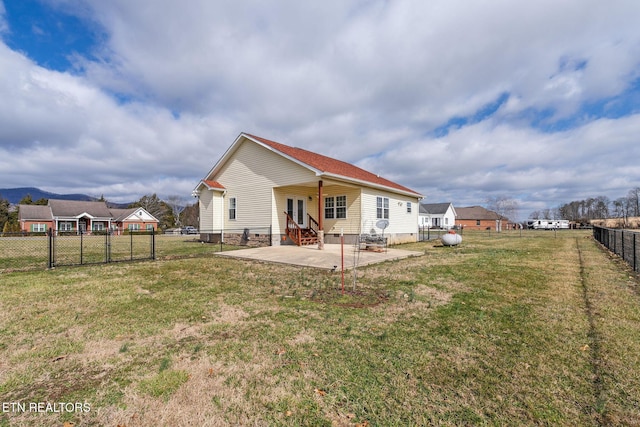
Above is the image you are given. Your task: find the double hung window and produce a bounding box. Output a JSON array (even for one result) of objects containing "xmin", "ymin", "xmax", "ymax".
[
  {"xmin": 324, "ymin": 196, "xmax": 346, "ymax": 219},
  {"xmin": 376, "ymin": 197, "xmax": 389, "ymax": 219}
]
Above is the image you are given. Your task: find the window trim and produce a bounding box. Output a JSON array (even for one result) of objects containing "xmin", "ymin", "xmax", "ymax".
[
  {"xmin": 324, "ymin": 195, "xmax": 347, "ymax": 220},
  {"xmin": 376, "ymin": 196, "xmax": 389, "ymax": 220},
  {"xmin": 32, "ymin": 223, "xmax": 47, "ymax": 232},
  {"xmin": 229, "ymin": 197, "xmax": 237, "ymax": 221}
]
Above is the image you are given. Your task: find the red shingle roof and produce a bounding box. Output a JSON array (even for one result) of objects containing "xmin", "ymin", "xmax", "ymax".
[
  {"xmin": 246, "ymin": 134, "xmax": 421, "ymax": 196},
  {"xmin": 202, "ymin": 180, "xmax": 226, "ymax": 190}
]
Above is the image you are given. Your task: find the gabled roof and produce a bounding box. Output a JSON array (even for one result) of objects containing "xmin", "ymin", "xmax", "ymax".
[
  {"xmin": 49, "ymin": 199, "xmax": 113, "ymax": 218},
  {"xmin": 419, "ymin": 202, "xmax": 454, "ymax": 215},
  {"xmin": 18, "ymin": 204, "xmax": 52, "ymax": 221},
  {"xmin": 19, "ymin": 200, "xmax": 159, "ymax": 223},
  {"xmin": 202, "ymin": 180, "xmax": 226, "ymax": 190},
  {"xmin": 247, "ymin": 134, "xmax": 421, "ymax": 197},
  {"xmin": 110, "ymin": 207, "xmax": 159, "ymax": 222},
  {"xmin": 198, "ymin": 132, "xmax": 422, "ymax": 198},
  {"xmin": 109, "ymin": 208, "xmax": 132, "ymax": 222},
  {"xmin": 456, "ymin": 206, "xmax": 504, "ymax": 221}
]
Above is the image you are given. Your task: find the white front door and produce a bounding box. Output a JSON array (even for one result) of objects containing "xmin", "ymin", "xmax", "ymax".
[{"xmin": 286, "ymin": 197, "xmax": 307, "ymax": 227}]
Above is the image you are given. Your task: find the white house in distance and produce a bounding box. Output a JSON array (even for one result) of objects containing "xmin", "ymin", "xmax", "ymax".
[
  {"xmin": 419, "ymin": 202, "xmax": 456, "ymax": 230},
  {"xmin": 193, "ymin": 133, "xmax": 423, "ymax": 247}
]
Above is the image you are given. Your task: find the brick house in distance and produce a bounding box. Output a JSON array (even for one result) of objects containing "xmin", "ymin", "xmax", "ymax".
[
  {"xmin": 18, "ymin": 199, "xmax": 159, "ymax": 234},
  {"xmin": 455, "ymin": 206, "xmax": 510, "ymax": 231}
]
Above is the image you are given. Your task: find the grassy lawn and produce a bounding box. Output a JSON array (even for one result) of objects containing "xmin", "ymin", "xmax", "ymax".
[{"xmin": 1, "ymin": 230, "xmax": 639, "ymax": 426}]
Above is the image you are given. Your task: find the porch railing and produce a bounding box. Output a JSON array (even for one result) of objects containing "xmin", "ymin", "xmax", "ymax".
[
  {"xmin": 284, "ymin": 212, "xmax": 302, "ymax": 245},
  {"xmin": 308, "ymin": 214, "xmax": 319, "ymax": 237},
  {"xmin": 284, "ymin": 212, "xmax": 319, "ymax": 246}
]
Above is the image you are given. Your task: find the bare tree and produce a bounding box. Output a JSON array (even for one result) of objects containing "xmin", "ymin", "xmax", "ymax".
[
  {"xmin": 165, "ymin": 195, "xmax": 187, "ymax": 227},
  {"xmin": 628, "ymin": 187, "xmax": 640, "ymax": 217},
  {"xmin": 130, "ymin": 194, "xmax": 172, "ymax": 229},
  {"xmin": 485, "ymin": 196, "xmax": 519, "ymax": 221}
]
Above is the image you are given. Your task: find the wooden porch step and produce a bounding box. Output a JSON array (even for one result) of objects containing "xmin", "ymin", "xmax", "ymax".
[
  {"xmin": 300, "ymin": 227, "xmax": 318, "ymax": 245},
  {"xmin": 300, "ymin": 236, "xmax": 318, "ymax": 245}
]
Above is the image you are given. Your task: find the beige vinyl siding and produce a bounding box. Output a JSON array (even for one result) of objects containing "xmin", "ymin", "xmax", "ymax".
[
  {"xmin": 273, "ymin": 185, "xmax": 318, "ymax": 234},
  {"xmin": 199, "ymin": 190, "xmax": 213, "ymax": 231},
  {"xmin": 198, "ymin": 190, "xmax": 224, "ymax": 231},
  {"xmin": 361, "ymin": 188, "xmax": 420, "ymax": 243},
  {"xmin": 213, "ymin": 139, "xmax": 317, "ymax": 230},
  {"xmin": 321, "ymin": 185, "xmax": 362, "ymax": 235}
]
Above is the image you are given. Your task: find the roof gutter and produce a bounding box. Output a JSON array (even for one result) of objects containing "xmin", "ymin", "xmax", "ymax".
[{"xmin": 319, "ymin": 172, "xmax": 423, "ymax": 199}]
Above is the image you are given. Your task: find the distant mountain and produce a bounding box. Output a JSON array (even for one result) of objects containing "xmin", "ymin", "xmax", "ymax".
[{"xmin": 0, "ymin": 187, "xmax": 95, "ymax": 204}]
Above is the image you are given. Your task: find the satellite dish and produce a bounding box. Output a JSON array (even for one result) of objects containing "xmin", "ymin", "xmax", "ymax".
[{"xmin": 376, "ymin": 219, "xmax": 389, "ymax": 230}]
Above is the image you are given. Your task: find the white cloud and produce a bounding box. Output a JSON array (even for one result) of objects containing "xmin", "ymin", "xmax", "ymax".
[{"xmin": 1, "ymin": 0, "xmax": 639, "ymax": 218}]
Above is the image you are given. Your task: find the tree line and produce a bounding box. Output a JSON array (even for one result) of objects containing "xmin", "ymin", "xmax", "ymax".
[
  {"xmin": 529, "ymin": 187, "xmax": 640, "ymax": 223},
  {"xmin": 0, "ymin": 193, "xmax": 199, "ymax": 233}
]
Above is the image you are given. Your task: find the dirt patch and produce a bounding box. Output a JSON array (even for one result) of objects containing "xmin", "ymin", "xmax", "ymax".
[
  {"xmin": 310, "ymin": 287, "xmax": 390, "ymax": 308},
  {"xmin": 414, "ymin": 284, "xmax": 454, "ymax": 303},
  {"xmin": 209, "ymin": 301, "xmax": 250, "ymax": 323},
  {"xmin": 287, "ymin": 331, "xmax": 316, "ymax": 345}
]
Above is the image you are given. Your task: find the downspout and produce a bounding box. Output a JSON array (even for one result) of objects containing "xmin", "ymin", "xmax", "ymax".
[
  {"xmin": 317, "ymin": 180, "xmax": 324, "ymax": 250},
  {"xmin": 221, "ymin": 190, "xmax": 226, "ymax": 243}
]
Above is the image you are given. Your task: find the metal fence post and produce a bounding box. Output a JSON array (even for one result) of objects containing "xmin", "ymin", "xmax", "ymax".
[
  {"xmin": 105, "ymin": 231, "xmax": 110, "ymax": 263},
  {"xmin": 151, "ymin": 229, "xmax": 156, "ymax": 260},
  {"xmin": 633, "ymin": 233, "xmax": 638, "ymax": 272},
  {"xmin": 48, "ymin": 228, "xmax": 54, "ymax": 269},
  {"xmin": 80, "ymin": 231, "xmax": 84, "ymax": 265}
]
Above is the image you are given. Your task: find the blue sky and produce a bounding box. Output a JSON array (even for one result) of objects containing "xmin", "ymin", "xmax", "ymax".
[{"xmin": 1, "ymin": 0, "xmax": 639, "ymax": 220}]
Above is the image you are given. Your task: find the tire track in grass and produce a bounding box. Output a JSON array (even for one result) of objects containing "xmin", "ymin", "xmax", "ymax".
[{"xmin": 576, "ymin": 237, "xmax": 606, "ymax": 426}]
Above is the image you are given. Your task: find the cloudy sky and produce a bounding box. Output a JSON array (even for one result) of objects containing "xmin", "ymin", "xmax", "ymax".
[{"xmin": 1, "ymin": 0, "xmax": 639, "ymax": 219}]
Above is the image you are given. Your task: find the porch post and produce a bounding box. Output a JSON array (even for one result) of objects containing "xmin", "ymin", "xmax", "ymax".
[{"xmin": 317, "ymin": 180, "xmax": 324, "ymax": 250}]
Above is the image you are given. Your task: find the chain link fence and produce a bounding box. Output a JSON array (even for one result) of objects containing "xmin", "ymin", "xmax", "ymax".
[
  {"xmin": 593, "ymin": 226, "xmax": 640, "ymax": 273},
  {"xmin": 0, "ymin": 233, "xmax": 49, "ymax": 272},
  {"xmin": 0, "ymin": 231, "xmax": 155, "ymax": 272},
  {"xmin": 1, "ymin": 226, "xmax": 273, "ymax": 273},
  {"xmin": 418, "ymin": 227, "xmax": 449, "ymax": 241}
]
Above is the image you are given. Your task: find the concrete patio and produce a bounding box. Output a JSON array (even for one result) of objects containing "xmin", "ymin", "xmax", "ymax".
[{"xmin": 215, "ymin": 243, "xmax": 424, "ymax": 270}]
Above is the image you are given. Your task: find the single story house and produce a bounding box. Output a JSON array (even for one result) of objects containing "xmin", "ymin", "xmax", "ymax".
[
  {"xmin": 455, "ymin": 206, "xmax": 508, "ymax": 231},
  {"xmin": 419, "ymin": 202, "xmax": 456, "ymax": 229},
  {"xmin": 193, "ymin": 133, "xmax": 423, "ymax": 247},
  {"xmin": 18, "ymin": 199, "xmax": 159, "ymax": 234}
]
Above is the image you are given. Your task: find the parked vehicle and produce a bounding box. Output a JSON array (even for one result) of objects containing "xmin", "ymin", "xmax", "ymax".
[{"xmin": 180, "ymin": 226, "xmax": 198, "ymax": 234}]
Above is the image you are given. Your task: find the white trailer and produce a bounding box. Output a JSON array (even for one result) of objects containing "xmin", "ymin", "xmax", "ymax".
[{"xmin": 526, "ymin": 219, "xmax": 570, "ymax": 229}]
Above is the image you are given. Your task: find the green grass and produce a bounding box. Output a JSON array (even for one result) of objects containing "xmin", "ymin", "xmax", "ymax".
[{"xmin": 1, "ymin": 230, "xmax": 639, "ymax": 426}]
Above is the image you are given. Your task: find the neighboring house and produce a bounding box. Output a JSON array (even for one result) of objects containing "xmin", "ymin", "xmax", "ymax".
[
  {"xmin": 17, "ymin": 204, "xmax": 54, "ymax": 233},
  {"xmin": 109, "ymin": 207, "xmax": 160, "ymax": 234},
  {"xmin": 193, "ymin": 132, "xmax": 423, "ymax": 246},
  {"xmin": 18, "ymin": 199, "xmax": 159, "ymax": 234},
  {"xmin": 455, "ymin": 206, "xmax": 508, "ymax": 231},
  {"xmin": 419, "ymin": 202, "xmax": 456, "ymax": 229}
]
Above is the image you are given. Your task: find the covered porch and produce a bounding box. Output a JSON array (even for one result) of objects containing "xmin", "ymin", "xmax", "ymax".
[
  {"xmin": 273, "ymin": 179, "xmax": 362, "ymax": 248},
  {"xmin": 55, "ymin": 214, "xmax": 112, "ymax": 234}
]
